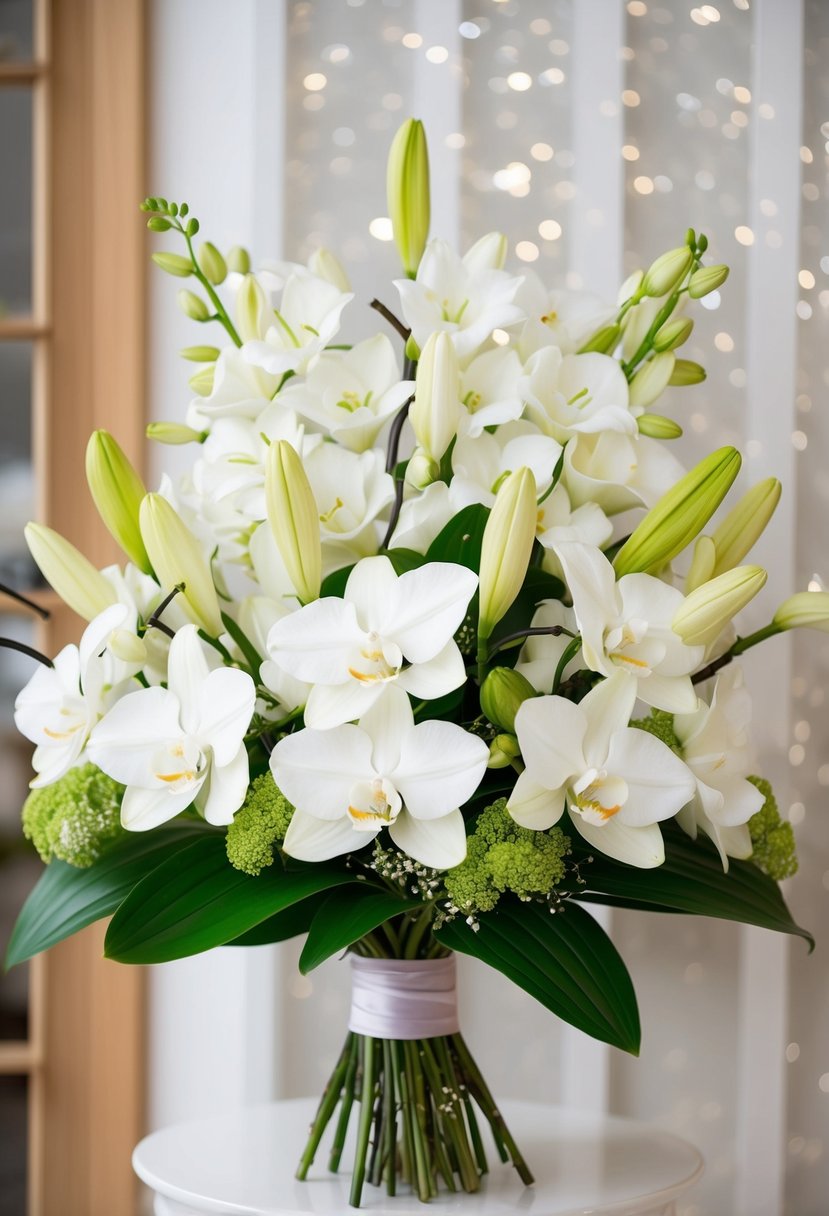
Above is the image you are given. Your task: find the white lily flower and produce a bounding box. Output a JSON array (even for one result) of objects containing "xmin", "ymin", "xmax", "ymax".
[
  {"xmin": 673, "ymin": 665, "xmax": 764, "ymax": 869},
  {"xmin": 14, "ymin": 604, "xmax": 141, "ymax": 787},
  {"xmin": 279, "ymin": 335, "xmax": 414, "ymax": 452},
  {"xmin": 266, "ymin": 554, "xmax": 477, "ymax": 729},
  {"xmin": 389, "ymin": 481, "xmax": 454, "ymax": 554},
  {"xmin": 514, "ymin": 274, "xmax": 615, "ymax": 357},
  {"xmin": 395, "ymin": 238, "xmax": 525, "ymax": 360},
  {"xmin": 243, "ymin": 270, "xmax": 353, "ymax": 377},
  {"xmin": 451, "ymin": 423, "xmax": 562, "ymax": 511},
  {"xmin": 563, "ymin": 429, "xmax": 686, "ymax": 514},
  {"xmin": 535, "ymin": 484, "xmax": 613, "ymax": 577},
  {"xmin": 273, "ymin": 685, "xmax": 488, "ymax": 868},
  {"xmin": 88, "ymin": 624, "xmax": 255, "ymax": 830},
  {"xmin": 509, "ymin": 671, "xmax": 695, "ymax": 867},
  {"xmin": 520, "ymin": 347, "xmax": 636, "ymax": 444},
  {"xmin": 457, "ymin": 346, "xmax": 524, "ymax": 437},
  {"xmin": 515, "ymin": 601, "xmax": 582, "ymax": 694},
  {"xmin": 556, "ymin": 542, "xmax": 704, "ymax": 713},
  {"xmin": 186, "ymin": 346, "xmax": 281, "ymax": 428}
]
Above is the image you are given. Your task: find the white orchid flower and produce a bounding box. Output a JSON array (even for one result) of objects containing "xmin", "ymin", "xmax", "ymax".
[
  {"xmin": 273, "ymin": 685, "xmax": 488, "ymax": 868},
  {"xmin": 243, "ymin": 270, "xmax": 353, "ymax": 377},
  {"xmin": 509, "ymin": 671, "xmax": 695, "ymax": 867},
  {"xmin": 556, "ymin": 542, "xmax": 704, "ymax": 714},
  {"xmin": 14, "ymin": 604, "xmax": 142, "ymax": 787},
  {"xmin": 457, "ymin": 346, "xmax": 525, "ymax": 437},
  {"xmin": 279, "ymin": 335, "xmax": 413, "ymax": 452},
  {"xmin": 563, "ymin": 429, "xmax": 686, "ymax": 515},
  {"xmin": 266, "ymin": 554, "xmax": 477, "ymax": 729},
  {"xmin": 186, "ymin": 346, "xmax": 281, "ymax": 428},
  {"xmin": 88, "ymin": 624, "xmax": 255, "ymax": 830},
  {"xmin": 515, "ymin": 601, "xmax": 582, "ymax": 694},
  {"xmin": 520, "ymin": 347, "xmax": 635, "ymax": 445},
  {"xmin": 672, "ymin": 665, "xmax": 764, "ymax": 869},
  {"xmin": 395, "ymin": 238, "xmax": 525, "ymax": 359}
]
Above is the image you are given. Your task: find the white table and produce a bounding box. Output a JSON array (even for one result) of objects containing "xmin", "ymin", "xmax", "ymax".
[{"xmin": 134, "ymin": 1097, "xmax": 703, "ymax": 1216}]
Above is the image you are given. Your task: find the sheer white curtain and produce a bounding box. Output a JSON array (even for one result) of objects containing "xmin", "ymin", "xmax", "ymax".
[{"xmin": 147, "ymin": 3, "xmax": 828, "ymax": 1213}]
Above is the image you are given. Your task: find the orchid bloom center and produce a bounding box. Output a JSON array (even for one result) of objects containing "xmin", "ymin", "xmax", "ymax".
[
  {"xmin": 348, "ymin": 776, "xmax": 401, "ymax": 828},
  {"xmin": 42, "ymin": 702, "xmax": 87, "ymax": 741},
  {"xmin": 347, "ymin": 631, "xmax": 402, "ymax": 684},
  {"xmin": 154, "ymin": 738, "xmax": 205, "ymax": 791},
  {"xmin": 570, "ymin": 767, "xmax": 629, "ymax": 826}
]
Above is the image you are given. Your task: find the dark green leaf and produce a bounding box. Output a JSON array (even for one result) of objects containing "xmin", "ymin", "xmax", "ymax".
[
  {"xmin": 104, "ymin": 835, "xmax": 354, "ymax": 964},
  {"xmin": 5, "ymin": 824, "xmax": 207, "ymax": 969},
  {"xmin": 435, "ymin": 900, "xmax": 640, "ymax": 1054},
  {"xmin": 320, "ymin": 563, "xmax": 354, "ymax": 598},
  {"xmin": 227, "ymin": 894, "xmax": 325, "ymax": 946},
  {"xmin": 426, "ymin": 504, "xmax": 490, "ymax": 571},
  {"xmin": 300, "ymin": 887, "xmax": 421, "ymax": 974},
  {"xmin": 412, "ymin": 686, "xmax": 465, "ymax": 722}
]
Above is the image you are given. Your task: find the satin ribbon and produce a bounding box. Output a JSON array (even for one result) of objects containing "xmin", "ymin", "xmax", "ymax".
[{"xmin": 348, "ymin": 955, "xmax": 460, "ymax": 1040}]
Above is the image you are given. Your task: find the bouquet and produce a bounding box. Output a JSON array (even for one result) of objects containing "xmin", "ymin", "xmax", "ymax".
[{"xmin": 4, "ymin": 119, "xmax": 816, "ymax": 1206}]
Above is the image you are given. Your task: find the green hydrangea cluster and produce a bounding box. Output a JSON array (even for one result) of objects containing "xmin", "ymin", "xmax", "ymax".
[
  {"xmin": 629, "ymin": 708, "xmax": 682, "ymax": 753},
  {"xmin": 225, "ymin": 772, "xmax": 294, "ymax": 875},
  {"xmin": 747, "ymin": 776, "xmax": 798, "ymax": 881},
  {"xmin": 444, "ymin": 798, "xmax": 570, "ymax": 917},
  {"xmin": 22, "ymin": 763, "xmax": 124, "ymax": 868}
]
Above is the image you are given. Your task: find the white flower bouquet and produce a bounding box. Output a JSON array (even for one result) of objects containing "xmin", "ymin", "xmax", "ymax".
[{"xmin": 5, "ymin": 120, "xmax": 817, "ymax": 1205}]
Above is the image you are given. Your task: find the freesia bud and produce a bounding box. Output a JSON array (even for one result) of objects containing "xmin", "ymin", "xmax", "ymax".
[
  {"xmin": 672, "ymin": 565, "xmax": 767, "ymax": 648},
  {"xmin": 404, "ymin": 447, "xmax": 440, "ymax": 490},
  {"xmin": 617, "ymin": 268, "xmax": 644, "ymax": 307},
  {"xmin": 629, "ymin": 352, "xmax": 676, "ymax": 409},
  {"xmin": 641, "ymin": 246, "xmax": 694, "ymax": 297},
  {"xmin": 688, "ymin": 264, "xmax": 729, "ymax": 299},
  {"xmin": 235, "ymin": 273, "xmax": 266, "ymax": 342},
  {"xmin": 139, "ymin": 493, "xmax": 223, "ymax": 635},
  {"xmin": 85, "ymin": 431, "xmax": 152, "ymax": 573},
  {"xmin": 578, "ymin": 323, "xmax": 621, "ymax": 354},
  {"xmin": 613, "ymin": 446, "xmax": 742, "ymax": 577},
  {"xmin": 463, "ymin": 231, "xmax": 507, "ymax": 274},
  {"xmin": 488, "ymin": 733, "xmax": 521, "ymax": 769},
  {"xmin": 478, "ymin": 467, "xmax": 537, "ymax": 639},
  {"xmin": 177, "ymin": 289, "xmax": 210, "ymax": 321},
  {"xmin": 773, "ymin": 592, "xmax": 829, "ymax": 633},
  {"xmin": 409, "ymin": 331, "xmax": 461, "ymax": 462},
  {"xmin": 685, "ymin": 534, "xmax": 717, "ymax": 594},
  {"xmin": 151, "ymin": 251, "xmax": 192, "ymax": 278},
  {"xmin": 480, "ymin": 667, "xmax": 536, "ymax": 732},
  {"xmin": 189, "ymin": 366, "xmax": 215, "ymax": 395},
  {"xmin": 197, "ymin": 241, "xmax": 227, "ymax": 285},
  {"xmin": 24, "ymin": 523, "xmax": 117, "ymax": 621},
  {"xmin": 226, "ymin": 245, "xmax": 251, "ymax": 275},
  {"xmin": 146, "ymin": 421, "xmax": 206, "ymax": 445},
  {"xmin": 108, "ymin": 629, "xmax": 148, "ymax": 665},
  {"xmin": 387, "ymin": 117, "xmax": 430, "ymax": 277},
  {"xmin": 308, "ymin": 247, "xmax": 351, "ymax": 292},
  {"xmin": 637, "ymin": 413, "xmax": 683, "ymax": 439},
  {"xmin": 179, "ymin": 345, "xmax": 220, "ymax": 363},
  {"xmin": 653, "ymin": 316, "xmax": 694, "ymax": 352},
  {"xmin": 264, "ymin": 441, "xmax": 321, "ymax": 604},
  {"xmin": 711, "ymin": 477, "xmax": 781, "ymax": 576},
  {"xmin": 669, "ymin": 359, "xmax": 706, "ymax": 386}
]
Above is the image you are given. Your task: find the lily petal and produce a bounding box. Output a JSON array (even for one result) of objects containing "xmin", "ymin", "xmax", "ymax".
[{"xmin": 388, "ymin": 807, "xmax": 467, "ymax": 869}]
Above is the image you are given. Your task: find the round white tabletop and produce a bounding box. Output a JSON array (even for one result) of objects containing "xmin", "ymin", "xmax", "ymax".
[{"xmin": 134, "ymin": 1097, "xmax": 703, "ymax": 1216}]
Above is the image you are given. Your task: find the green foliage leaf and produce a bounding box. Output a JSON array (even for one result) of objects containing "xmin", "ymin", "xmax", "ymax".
[
  {"xmin": 6, "ymin": 824, "xmax": 206, "ymax": 969},
  {"xmin": 104, "ymin": 835, "xmax": 354, "ymax": 964},
  {"xmin": 426, "ymin": 504, "xmax": 490, "ymax": 571},
  {"xmin": 300, "ymin": 887, "xmax": 421, "ymax": 974},
  {"xmin": 227, "ymin": 895, "xmax": 326, "ymax": 947},
  {"xmin": 436, "ymin": 900, "xmax": 640, "ymax": 1054}
]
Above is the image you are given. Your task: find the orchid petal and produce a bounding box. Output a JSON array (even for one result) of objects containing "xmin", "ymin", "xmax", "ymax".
[
  {"xmin": 198, "ymin": 742, "xmax": 250, "ymax": 826},
  {"xmin": 636, "ymin": 672, "xmax": 700, "ymax": 714},
  {"xmin": 196, "ymin": 667, "xmax": 256, "ymax": 765},
  {"xmin": 344, "ymin": 556, "xmax": 400, "ymax": 632},
  {"xmin": 303, "ymin": 679, "xmax": 384, "ymax": 730},
  {"xmin": 605, "ymin": 728, "xmax": 696, "ymax": 825},
  {"xmin": 270, "ymin": 724, "xmax": 373, "ymax": 819},
  {"xmin": 570, "ymin": 814, "xmax": 665, "ymax": 868},
  {"xmin": 395, "ymin": 721, "xmax": 488, "ymax": 820},
  {"xmin": 166, "ymin": 625, "xmax": 212, "ymax": 734},
  {"xmin": 507, "ymin": 771, "xmax": 566, "ymax": 830},
  {"xmin": 267, "ymin": 597, "xmax": 364, "ymax": 685},
  {"xmin": 382, "ymin": 563, "xmax": 478, "ymax": 663},
  {"xmin": 88, "ymin": 687, "xmax": 185, "ymax": 787},
  {"xmin": 358, "ymin": 685, "xmax": 413, "ymax": 776},
  {"xmin": 554, "ymin": 542, "xmax": 618, "ymax": 674},
  {"xmin": 579, "ymin": 672, "xmax": 638, "ymax": 768},
  {"xmin": 513, "ymin": 695, "xmax": 586, "ymax": 792},
  {"xmin": 388, "ymin": 808, "xmax": 467, "ymax": 870},
  {"xmin": 396, "ymin": 642, "xmax": 466, "ymax": 700},
  {"xmin": 283, "ymin": 808, "xmax": 374, "ymax": 862},
  {"xmin": 121, "ymin": 784, "xmax": 198, "ymax": 831}
]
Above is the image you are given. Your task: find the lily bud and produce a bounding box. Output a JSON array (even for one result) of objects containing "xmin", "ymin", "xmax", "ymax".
[
  {"xmin": 669, "ymin": 359, "xmax": 706, "ymax": 386},
  {"xmin": 711, "ymin": 477, "xmax": 781, "ymax": 576},
  {"xmin": 387, "ymin": 117, "xmax": 430, "ymax": 277},
  {"xmin": 108, "ymin": 629, "xmax": 148, "ymax": 665},
  {"xmin": 773, "ymin": 592, "xmax": 829, "ymax": 633},
  {"xmin": 688, "ymin": 264, "xmax": 729, "ymax": 299},
  {"xmin": 480, "ymin": 667, "xmax": 536, "ymax": 732},
  {"xmin": 197, "ymin": 241, "xmax": 227, "ymax": 285},
  {"xmin": 463, "ymin": 231, "xmax": 507, "ymax": 274},
  {"xmin": 404, "ymin": 447, "xmax": 440, "ymax": 490},
  {"xmin": 629, "ymin": 352, "xmax": 676, "ymax": 409},
  {"xmin": 613, "ymin": 446, "xmax": 742, "ymax": 577},
  {"xmin": 637, "ymin": 413, "xmax": 683, "ymax": 439},
  {"xmin": 151, "ymin": 251, "xmax": 192, "ymax": 278},
  {"xmin": 653, "ymin": 316, "xmax": 694, "ymax": 352},
  {"xmin": 180, "ymin": 345, "xmax": 220, "ymax": 363},
  {"xmin": 146, "ymin": 421, "xmax": 206, "ymax": 446},
  {"xmin": 488, "ymin": 733, "xmax": 521, "ymax": 769},
  {"xmin": 405, "ymin": 333, "xmax": 421, "ymax": 362},
  {"xmin": 177, "ymin": 289, "xmax": 210, "ymax": 321},
  {"xmin": 641, "ymin": 247, "xmax": 694, "ymax": 297},
  {"xmin": 617, "ymin": 268, "xmax": 644, "ymax": 307},
  {"xmin": 578, "ymin": 323, "xmax": 621, "ymax": 355},
  {"xmin": 235, "ymin": 273, "xmax": 266, "ymax": 342},
  {"xmin": 409, "ymin": 331, "xmax": 461, "ymax": 461},
  {"xmin": 226, "ymin": 245, "xmax": 251, "ymax": 275},
  {"xmin": 264, "ymin": 441, "xmax": 321, "ymax": 604},
  {"xmin": 672, "ymin": 565, "xmax": 767, "ymax": 648},
  {"xmin": 85, "ymin": 431, "xmax": 152, "ymax": 573},
  {"xmin": 308, "ymin": 247, "xmax": 351, "ymax": 292},
  {"xmin": 139, "ymin": 494, "xmax": 223, "ymax": 635},
  {"xmin": 685, "ymin": 535, "xmax": 717, "ymax": 594},
  {"xmin": 24, "ymin": 523, "xmax": 117, "ymax": 621},
  {"xmin": 478, "ymin": 467, "xmax": 537, "ymax": 639},
  {"xmin": 189, "ymin": 366, "xmax": 215, "ymax": 395}
]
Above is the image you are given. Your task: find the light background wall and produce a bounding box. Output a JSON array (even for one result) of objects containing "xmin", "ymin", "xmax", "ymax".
[{"xmin": 147, "ymin": 3, "xmax": 829, "ymax": 1214}]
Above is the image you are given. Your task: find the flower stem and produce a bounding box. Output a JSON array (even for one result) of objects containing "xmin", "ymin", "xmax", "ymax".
[{"xmin": 349, "ymin": 1035, "xmax": 377, "ymax": 1207}]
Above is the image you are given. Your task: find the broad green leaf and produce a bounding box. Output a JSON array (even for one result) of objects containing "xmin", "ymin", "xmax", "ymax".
[
  {"xmin": 300, "ymin": 887, "xmax": 421, "ymax": 974},
  {"xmin": 426, "ymin": 504, "xmax": 490, "ymax": 571},
  {"xmin": 436, "ymin": 900, "xmax": 640, "ymax": 1054},
  {"xmin": 575, "ymin": 826, "xmax": 814, "ymax": 950},
  {"xmin": 228, "ymin": 894, "xmax": 325, "ymax": 947},
  {"xmin": 6, "ymin": 823, "xmax": 207, "ymax": 969},
  {"xmin": 105, "ymin": 835, "xmax": 354, "ymax": 964}
]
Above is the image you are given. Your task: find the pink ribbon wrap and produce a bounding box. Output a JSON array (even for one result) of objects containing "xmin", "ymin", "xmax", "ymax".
[{"xmin": 348, "ymin": 955, "xmax": 460, "ymax": 1040}]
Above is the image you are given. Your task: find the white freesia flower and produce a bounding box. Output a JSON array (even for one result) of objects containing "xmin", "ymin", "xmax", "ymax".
[
  {"xmin": 673, "ymin": 665, "xmax": 764, "ymax": 868},
  {"xmin": 509, "ymin": 671, "xmax": 695, "ymax": 867},
  {"xmin": 14, "ymin": 604, "xmax": 141, "ymax": 787},
  {"xmin": 243, "ymin": 270, "xmax": 353, "ymax": 377},
  {"xmin": 273, "ymin": 685, "xmax": 488, "ymax": 868},
  {"xmin": 520, "ymin": 347, "xmax": 635, "ymax": 444},
  {"xmin": 266, "ymin": 554, "xmax": 477, "ymax": 729},
  {"xmin": 187, "ymin": 346, "xmax": 281, "ymax": 428},
  {"xmin": 556, "ymin": 542, "xmax": 704, "ymax": 713},
  {"xmin": 88, "ymin": 624, "xmax": 255, "ymax": 830},
  {"xmin": 515, "ymin": 601, "xmax": 582, "ymax": 694},
  {"xmin": 563, "ymin": 429, "xmax": 686, "ymax": 514}
]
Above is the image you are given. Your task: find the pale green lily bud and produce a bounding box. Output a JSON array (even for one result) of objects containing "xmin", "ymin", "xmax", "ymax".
[
  {"xmin": 85, "ymin": 431, "xmax": 152, "ymax": 573},
  {"xmin": 641, "ymin": 247, "xmax": 694, "ymax": 297},
  {"xmin": 685, "ymin": 535, "xmax": 717, "ymax": 593},
  {"xmin": 197, "ymin": 242, "xmax": 227, "ymax": 285},
  {"xmin": 189, "ymin": 366, "xmax": 215, "ymax": 395},
  {"xmin": 146, "ymin": 422, "xmax": 206, "ymax": 446},
  {"xmin": 139, "ymin": 493, "xmax": 223, "ymax": 635},
  {"xmin": 226, "ymin": 245, "xmax": 251, "ymax": 275},
  {"xmin": 410, "ymin": 331, "xmax": 461, "ymax": 461},
  {"xmin": 480, "ymin": 667, "xmax": 536, "ymax": 732},
  {"xmin": 617, "ymin": 269, "xmax": 644, "ymax": 307},
  {"xmin": 178, "ymin": 289, "xmax": 210, "ymax": 322},
  {"xmin": 488, "ymin": 733, "xmax": 521, "ymax": 769},
  {"xmin": 235, "ymin": 273, "xmax": 266, "ymax": 343},
  {"xmin": 151, "ymin": 251, "xmax": 192, "ymax": 278},
  {"xmin": 711, "ymin": 477, "xmax": 781, "ymax": 576},
  {"xmin": 308, "ymin": 247, "xmax": 351, "ymax": 292},
  {"xmin": 774, "ymin": 591, "xmax": 829, "ymax": 633},
  {"xmin": 265, "ymin": 441, "xmax": 321, "ymax": 604},
  {"xmin": 613, "ymin": 446, "xmax": 742, "ymax": 577},
  {"xmin": 653, "ymin": 316, "xmax": 694, "ymax": 352},
  {"xmin": 24, "ymin": 523, "xmax": 117, "ymax": 621},
  {"xmin": 387, "ymin": 117, "xmax": 430, "ymax": 278},
  {"xmin": 404, "ymin": 447, "xmax": 440, "ymax": 490},
  {"xmin": 180, "ymin": 345, "xmax": 220, "ymax": 363},
  {"xmin": 578, "ymin": 324, "xmax": 621, "ymax": 355},
  {"xmin": 670, "ymin": 358, "xmax": 706, "ymax": 386},
  {"xmin": 629, "ymin": 352, "xmax": 676, "ymax": 410},
  {"xmin": 478, "ymin": 467, "xmax": 537, "ymax": 639},
  {"xmin": 672, "ymin": 565, "xmax": 767, "ymax": 648},
  {"xmin": 637, "ymin": 413, "xmax": 683, "ymax": 439},
  {"xmin": 405, "ymin": 333, "xmax": 421, "ymax": 363},
  {"xmin": 108, "ymin": 629, "xmax": 148, "ymax": 665},
  {"xmin": 463, "ymin": 232, "xmax": 508, "ymax": 274},
  {"xmin": 688, "ymin": 264, "xmax": 729, "ymax": 299}
]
